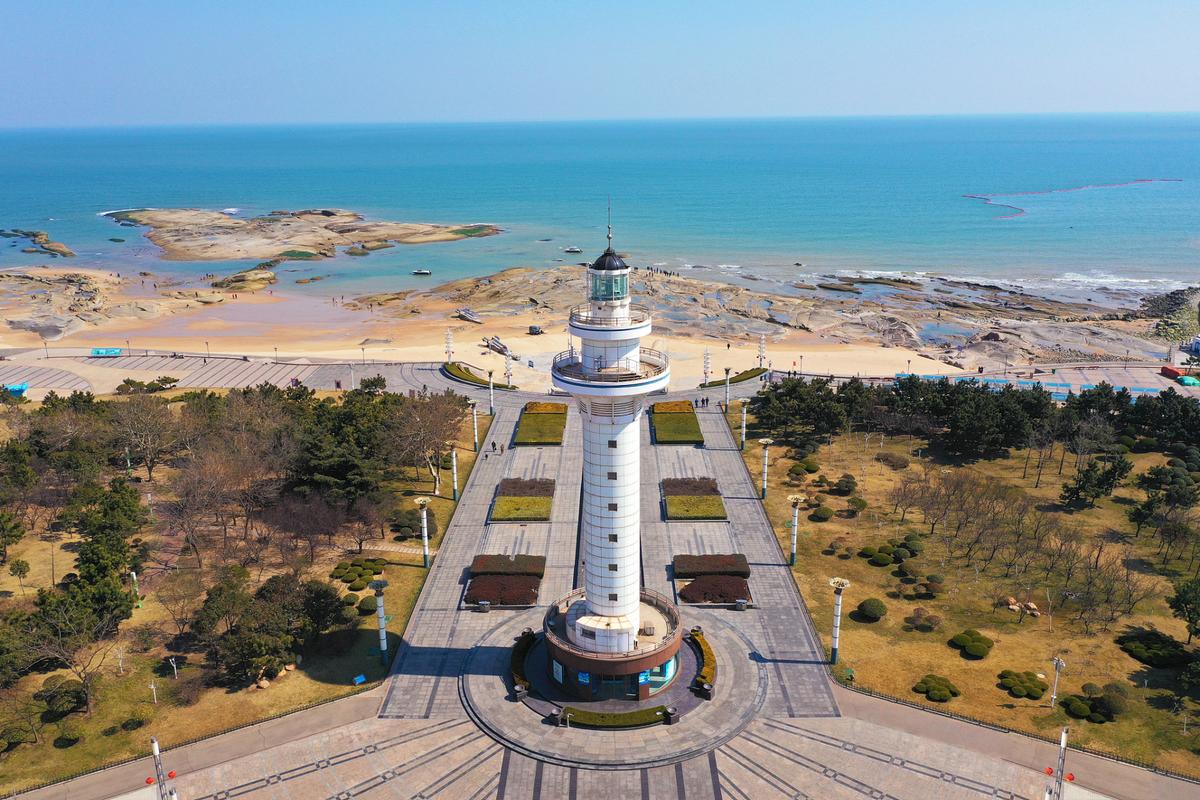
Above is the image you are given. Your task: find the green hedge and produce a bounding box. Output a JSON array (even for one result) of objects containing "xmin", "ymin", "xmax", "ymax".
[
  {"xmin": 469, "ymin": 554, "xmax": 547, "ymax": 578},
  {"xmin": 672, "ymin": 553, "xmax": 750, "ymax": 579},
  {"xmin": 511, "ymin": 631, "xmax": 535, "ymax": 691},
  {"xmin": 692, "ymin": 631, "xmax": 717, "ymax": 688},
  {"xmin": 912, "ymin": 673, "xmax": 960, "ymax": 702},
  {"xmin": 491, "ymin": 496, "xmax": 553, "ymax": 521},
  {"xmin": 561, "ymin": 705, "xmax": 667, "ymax": 729},
  {"xmin": 699, "ymin": 367, "xmax": 766, "ymax": 388},
  {"xmin": 664, "ymin": 495, "xmax": 727, "ymax": 520},
  {"xmin": 442, "ymin": 362, "xmax": 516, "ymax": 390},
  {"xmin": 513, "ymin": 410, "xmax": 567, "ymax": 445},
  {"xmin": 650, "ymin": 409, "xmax": 704, "ymax": 444}
]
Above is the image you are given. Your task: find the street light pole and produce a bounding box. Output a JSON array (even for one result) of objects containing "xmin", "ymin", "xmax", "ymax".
[
  {"xmin": 740, "ymin": 399, "xmax": 748, "ymax": 451},
  {"xmin": 416, "ymin": 497, "xmax": 431, "ymax": 568},
  {"xmin": 759, "ymin": 438, "xmax": 774, "ymax": 499},
  {"xmin": 450, "ymin": 447, "xmax": 459, "ymax": 501},
  {"xmin": 758, "ymin": 334, "xmax": 766, "ymax": 369},
  {"xmin": 1050, "ymin": 656, "xmax": 1066, "ymax": 708},
  {"xmin": 445, "ymin": 328, "xmax": 454, "ymax": 364},
  {"xmin": 829, "ymin": 578, "xmax": 851, "ymax": 664},
  {"xmin": 787, "ymin": 494, "xmax": 804, "ymax": 566},
  {"xmin": 468, "ymin": 400, "xmax": 478, "ymax": 452},
  {"xmin": 703, "ymin": 347, "xmax": 711, "ymax": 387},
  {"xmin": 724, "ymin": 367, "xmax": 732, "ymax": 410},
  {"xmin": 487, "ymin": 370, "xmax": 495, "ymax": 415},
  {"xmin": 369, "ymin": 579, "xmax": 390, "ymax": 667}
]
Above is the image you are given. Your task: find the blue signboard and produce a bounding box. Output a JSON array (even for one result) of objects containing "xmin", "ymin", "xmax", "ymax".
[
  {"xmin": 638, "ymin": 670, "xmax": 650, "ymax": 685},
  {"xmin": 352, "ymin": 674, "xmax": 366, "ymax": 685},
  {"xmin": 577, "ymin": 671, "xmax": 589, "ymax": 685}
]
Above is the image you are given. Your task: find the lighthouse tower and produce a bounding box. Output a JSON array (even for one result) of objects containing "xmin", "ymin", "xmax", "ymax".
[{"xmin": 551, "ymin": 225, "xmax": 670, "ymax": 654}]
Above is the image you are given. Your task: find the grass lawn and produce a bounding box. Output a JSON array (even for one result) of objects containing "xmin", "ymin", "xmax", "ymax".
[
  {"xmin": 664, "ymin": 495, "xmax": 727, "ymax": 520},
  {"xmin": 442, "ymin": 362, "xmax": 516, "ymax": 390},
  {"xmin": 651, "ymin": 409, "xmax": 704, "ymax": 444},
  {"xmin": 0, "ymin": 414, "xmax": 490, "ymax": 796},
  {"xmin": 513, "ymin": 410, "xmax": 567, "ymax": 445},
  {"xmin": 725, "ymin": 409, "xmax": 1200, "ymax": 778},
  {"xmin": 490, "ymin": 496, "xmax": 553, "ymax": 522}
]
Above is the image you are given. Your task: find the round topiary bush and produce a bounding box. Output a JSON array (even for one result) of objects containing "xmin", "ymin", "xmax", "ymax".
[
  {"xmin": 1064, "ymin": 699, "xmax": 1092, "ymax": 718},
  {"xmin": 336, "ymin": 561, "xmax": 351, "ymax": 571},
  {"xmin": 342, "ymin": 594, "xmax": 359, "ymax": 606},
  {"xmin": 811, "ymin": 506, "xmax": 835, "ymax": 522},
  {"xmin": 349, "ymin": 579, "xmax": 369, "ymax": 591},
  {"xmin": 912, "ymin": 674, "xmax": 960, "ymax": 703},
  {"xmin": 998, "ymin": 670, "xmax": 1048, "ymax": 699},
  {"xmin": 801, "ymin": 458, "xmax": 820, "ymax": 473},
  {"xmin": 949, "ymin": 629, "xmax": 993, "ymax": 659},
  {"xmin": 847, "ymin": 497, "xmax": 868, "ymax": 514},
  {"xmin": 857, "ymin": 598, "xmax": 888, "ymax": 621},
  {"xmin": 878, "ymin": 544, "xmax": 895, "ymax": 555},
  {"xmin": 868, "ymin": 553, "xmax": 893, "ymax": 567},
  {"xmin": 964, "ymin": 642, "xmax": 989, "ymax": 659},
  {"xmin": 340, "ymin": 572, "xmax": 359, "ymax": 584},
  {"xmin": 1088, "ymin": 712, "xmax": 1107, "ymax": 724},
  {"xmin": 892, "ymin": 547, "xmax": 911, "ymax": 561},
  {"xmin": 860, "ymin": 546, "xmax": 878, "ymax": 557},
  {"xmin": 357, "ymin": 595, "xmax": 378, "ymax": 615}
]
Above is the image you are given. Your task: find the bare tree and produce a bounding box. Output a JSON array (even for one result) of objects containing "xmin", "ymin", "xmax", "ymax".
[
  {"xmin": 112, "ymin": 395, "xmax": 178, "ymax": 482},
  {"xmin": 154, "ymin": 569, "xmax": 207, "ymax": 636},
  {"xmin": 22, "ymin": 602, "xmax": 123, "ymax": 715}
]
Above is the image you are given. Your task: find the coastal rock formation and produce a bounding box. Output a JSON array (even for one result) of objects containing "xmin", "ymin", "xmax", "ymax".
[
  {"xmin": 0, "ymin": 228, "xmax": 75, "ymax": 257},
  {"xmin": 212, "ymin": 268, "xmax": 277, "ymax": 292},
  {"xmin": 103, "ymin": 208, "xmax": 499, "ymax": 261}
]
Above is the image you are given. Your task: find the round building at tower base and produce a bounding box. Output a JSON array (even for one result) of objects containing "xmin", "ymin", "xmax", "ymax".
[{"xmin": 543, "ymin": 588, "xmax": 683, "ymax": 700}]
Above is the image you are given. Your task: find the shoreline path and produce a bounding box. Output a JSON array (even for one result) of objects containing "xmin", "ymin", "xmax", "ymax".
[{"xmin": 7, "ymin": 351, "xmax": 1196, "ymax": 800}]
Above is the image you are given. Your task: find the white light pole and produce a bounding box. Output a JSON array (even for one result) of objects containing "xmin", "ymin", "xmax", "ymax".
[
  {"xmin": 487, "ymin": 370, "xmax": 495, "ymax": 415},
  {"xmin": 1050, "ymin": 656, "xmax": 1066, "ymax": 709},
  {"xmin": 149, "ymin": 680, "xmax": 157, "ymax": 704},
  {"xmin": 468, "ymin": 399, "xmax": 479, "ymax": 452},
  {"xmin": 369, "ymin": 579, "xmax": 390, "ymax": 667},
  {"xmin": 724, "ymin": 367, "xmax": 732, "ymax": 409},
  {"xmin": 787, "ymin": 494, "xmax": 804, "ymax": 567},
  {"xmin": 758, "ymin": 334, "xmax": 766, "ymax": 368},
  {"xmin": 450, "ymin": 447, "xmax": 459, "ymax": 501},
  {"xmin": 130, "ymin": 570, "xmax": 141, "ymax": 607},
  {"xmin": 416, "ymin": 497, "xmax": 431, "ymax": 568},
  {"xmin": 759, "ymin": 438, "xmax": 774, "ymax": 499},
  {"xmin": 504, "ymin": 352, "xmax": 513, "ymax": 388},
  {"xmin": 444, "ymin": 328, "xmax": 454, "ymax": 364},
  {"xmin": 703, "ymin": 347, "xmax": 711, "ymax": 387},
  {"xmin": 829, "ymin": 577, "xmax": 850, "ymax": 664}
]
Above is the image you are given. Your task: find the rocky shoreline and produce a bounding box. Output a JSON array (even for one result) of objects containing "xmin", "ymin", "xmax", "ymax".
[{"xmin": 353, "ymin": 265, "xmax": 1194, "ymax": 372}]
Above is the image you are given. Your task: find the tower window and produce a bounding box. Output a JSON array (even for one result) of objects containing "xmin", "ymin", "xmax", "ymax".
[
  {"xmin": 608, "ymin": 502, "xmax": 618, "ymax": 511},
  {"xmin": 608, "ymin": 534, "xmax": 618, "ymax": 542},
  {"xmin": 607, "ymin": 471, "xmax": 617, "ymax": 480},
  {"xmin": 591, "ymin": 273, "xmax": 628, "ymax": 301},
  {"xmin": 608, "ymin": 563, "xmax": 618, "ymax": 571},
  {"xmin": 581, "ymin": 629, "xmax": 596, "ymax": 639},
  {"xmin": 607, "ymin": 440, "xmax": 617, "ymax": 448},
  {"xmin": 609, "ymin": 593, "xmax": 618, "ymax": 602}
]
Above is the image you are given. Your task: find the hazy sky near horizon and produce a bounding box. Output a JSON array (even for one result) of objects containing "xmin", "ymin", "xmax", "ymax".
[{"xmin": 2, "ymin": 1, "xmax": 1198, "ymax": 128}]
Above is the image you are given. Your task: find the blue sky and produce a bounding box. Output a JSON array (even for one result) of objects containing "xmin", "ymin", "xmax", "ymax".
[{"xmin": 2, "ymin": 1, "xmax": 1197, "ymax": 128}]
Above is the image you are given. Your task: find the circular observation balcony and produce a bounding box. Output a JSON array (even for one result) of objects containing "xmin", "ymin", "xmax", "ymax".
[
  {"xmin": 567, "ymin": 303, "xmax": 653, "ymax": 342},
  {"xmin": 542, "ymin": 587, "xmax": 683, "ymax": 676}
]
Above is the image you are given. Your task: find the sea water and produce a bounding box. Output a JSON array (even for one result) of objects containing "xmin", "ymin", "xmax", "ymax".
[{"xmin": 0, "ymin": 115, "xmax": 1196, "ymax": 301}]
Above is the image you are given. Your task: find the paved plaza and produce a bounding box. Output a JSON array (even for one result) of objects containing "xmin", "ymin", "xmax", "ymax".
[{"xmin": 10, "ymin": 354, "xmax": 1199, "ymax": 800}]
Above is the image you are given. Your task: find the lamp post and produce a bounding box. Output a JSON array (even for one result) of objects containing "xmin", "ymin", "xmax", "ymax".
[
  {"xmin": 467, "ymin": 399, "xmax": 479, "ymax": 452},
  {"xmin": 758, "ymin": 438, "xmax": 773, "ymax": 499},
  {"xmin": 758, "ymin": 334, "xmax": 766, "ymax": 368},
  {"xmin": 799, "ymin": 354, "xmax": 804, "ymax": 376},
  {"xmin": 415, "ymin": 497, "xmax": 431, "ymax": 568},
  {"xmin": 205, "ymin": 340, "xmax": 211, "ymax": 358},
  {"xmin": 273, "ymin": 346, "xmax": 278, "ymax": 363},
  {"xmin": 829, "ymin": 577, "xmax": 851, "ymax": 664},
  {"xmin": 369, "ymin": 579, "xmax": 390, "ymax": 667},
  {"xmin": 445, "ymin": 328, "xmax": 454, "ymax": 364},
  {"xmin": 504, "ymin": 352, "xmax": 513, "ymax": 388},
  {"xmin": 1050, "ymin": 656, "xmax": 1066, "ymax": 709},
  {"xmin": 130, "ymin": 570, "xmax": 141, "ymax": 607},
  {"xmin": 703, "ymin": 347, "xmax": 711, "ymax": 387},
  {"xmin": 450, "ymin": 447, "xmax": 459, "ymax": 501},
  {"xmin": 787, "ymin": 494, "xmax": 804, "ymax": 566},
  {"xmin": 487, "ymin": 370, "xmax": 495, "ymax": 415},
  {"xmin": 361, "ymin": 346, "xmax": 366, "ymax": 365},
  {"xmin": 724, "ymin": 367, "xmax": 732, "ymax": 410},
  {"xmin": 739, "ymin": 398, "xmax": 748, "ymax": 451},
  {"xmin": 149, "ymin": 736, "xmax": 177, "ymax": 800}
]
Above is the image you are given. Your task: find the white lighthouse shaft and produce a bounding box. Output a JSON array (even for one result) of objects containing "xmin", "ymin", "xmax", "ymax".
[{"xmin": 551, "ymin": 234, "xmax": 669, "ymax": 655}]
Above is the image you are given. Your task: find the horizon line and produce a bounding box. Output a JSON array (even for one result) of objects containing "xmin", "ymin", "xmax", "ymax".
[{"xmin": 2, "ymin": 110, "xmax": 1199, "ymax": 133}]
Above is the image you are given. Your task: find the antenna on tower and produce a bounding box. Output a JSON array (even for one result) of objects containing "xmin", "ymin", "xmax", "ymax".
[{"xmin": 607, "ymin": 197, "xmax": 613, "ymax": 250}]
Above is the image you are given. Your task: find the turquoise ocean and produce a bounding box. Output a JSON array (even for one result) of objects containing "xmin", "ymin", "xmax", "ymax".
[{"xmin": 0, "ymin": 115, "xmax": 1197, "ymax": 303}]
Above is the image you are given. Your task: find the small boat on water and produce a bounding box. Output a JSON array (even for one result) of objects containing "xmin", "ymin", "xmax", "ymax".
[
  {"xmin": 564, "ymin": 246, "xmax": 582, "ymax": 254},
  {"xmin": 412, "ymin": 268, "xmax": 432, "ymax": 276},
  {"xmin": 456, "ymin": 308, "xmax": 483, "ymax": 324}
]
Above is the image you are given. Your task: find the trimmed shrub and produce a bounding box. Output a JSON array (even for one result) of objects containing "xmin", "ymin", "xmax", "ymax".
[
  {"xmin": 511, "ymin": 630, "xmax": 535, "ymax": 691},
  {"xmin": 340, "ymin": 572, "xmax": 360, "ymax": 584},
  {"xmin": 349, "ymin": 579, "xmax": 369, "ymax": 591},
  {"xmin": 868, "ymin": 553, "xmax": 893, "ymax": 567},
  {"xmin": 998, "ymin": 670, "xmax": 1048, "ymax": 700},
  {"xmin": 357, "ymin": 595, "xmax": 378, "ymax": 615},
  {"xmin": 679, "ymin": 575, "xmax": 750, "ymax": 604},
  {"xmin": 859, "ymin": 546, "xmax": 878, "ymax": 558},
  {"xmin": 1065, "ymin": 699, "xmax": 1091, "ymax": 718},
  {"xmin": 652, "ymin": 400, "xmax": 694, "ymax": 413},
  {"xmin": 847, "ymin": 497, "xmax": 868, "ymax": 516},
  {"xmin": 664, "ymin": 495, "xmax": 728, "ymax": 520},
  {"xmin": 561, "ymin": 705, "xmax": 667, "ymax": 729},
  {"xmin": 342, "ymin": 594, "xmax": 359, "ymax": 606},
  {"xmin": 470, "ymin": 554, "xmax": 547, "ymax": 577},
  {"xmin": 514, "ymin": 408, "xmax": 568, "ymax": 445},
  {"xmin": 949, "ymin": 629, "xmax": 993, "ymax": 659},
  {"xmin": 661, "ymin": 477, "xmax": 720, "ymax": 496},
  {"xmin": 875, "ymin": 451, "xmax": 910, "ymax": 470},
  {"xmin": 496, "ymin": 477, "xmax": 556, "ymax": 497},
  {"xmin": 1116, "ymin": 630, "xmax": 1190, "ymax": 668},
  {"xmin": 810, "ymin": 506, "xmax": 835, "ymax": 522},
  {"xmin": 390, "ymin": 507, "xmax": 438, "ymax": 539},
  {"xmin": 673, "ymin": 553, "xmax": 751, "ymax": 579},
  {"xmin": 692, "ymin": 630, "xmax": 717, "ymax": 688},
  {"xmin": 905, "ymin": 607, "xmax": 942, "ymax": 632},
  {"xmin": 650, "ymin": 406, "xmax": 704, "ymax": 444},
  {"xmin": 524, "ymin": 401, "xmax": 568, "ymax": 414},
  {"xmin": 491, "ymin": 496, "xmax": 553, "ymax": 521},
  {"xmin": 857, "ymin": 598, "xmax": 888, "ymax": 621},
  {"xmin": 912, "ymin": 674, "xmax": 960, "ymax": 702},
  {"xmin": 465, "ymin": 574, "xmax": 540, "ymax": 606},
  {"xmin": 800, "ymin": 458, "xmax": 820, "ymax": 474},
  {"xmin": 832, "ymin": 473, "xmax": 858, "ymax": 496}
]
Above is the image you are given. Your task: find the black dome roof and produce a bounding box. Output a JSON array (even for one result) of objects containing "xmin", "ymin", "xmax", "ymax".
[{"xmin": 591, "ymin": 247, "xmax": 627, "ymax": 271}]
